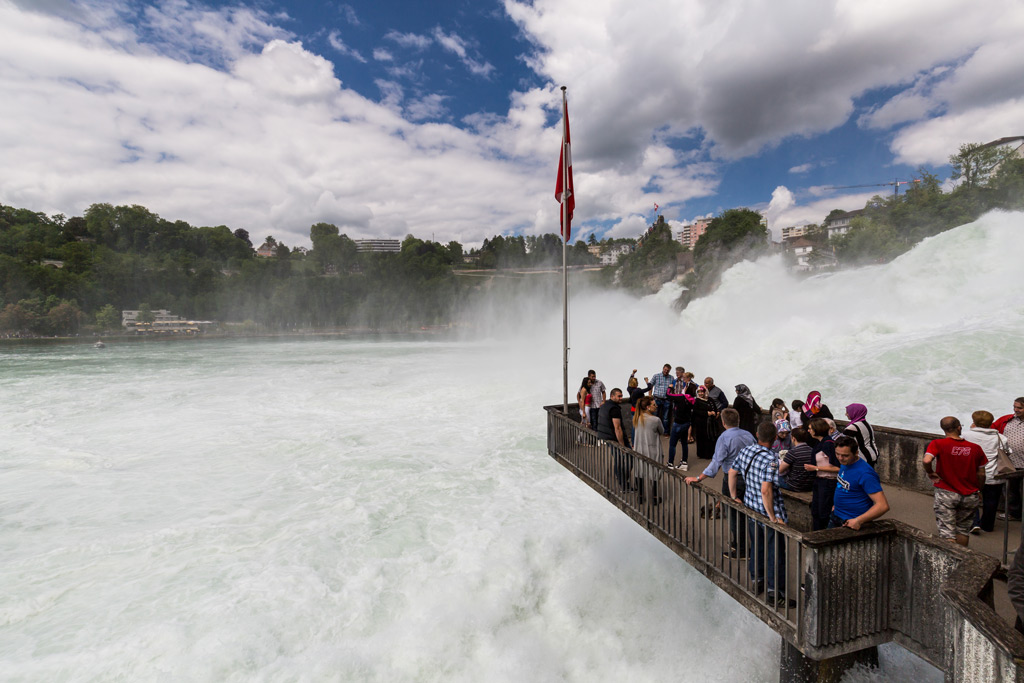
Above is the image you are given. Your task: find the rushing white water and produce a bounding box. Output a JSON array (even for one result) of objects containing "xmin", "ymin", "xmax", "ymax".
[
  {"xmin": 2, "ymin": 212, "xmax": 1021, "ymax": 681},
  {"xmin": 560, "ymin": 210, "xmax": 1024, "ymax": 432}
]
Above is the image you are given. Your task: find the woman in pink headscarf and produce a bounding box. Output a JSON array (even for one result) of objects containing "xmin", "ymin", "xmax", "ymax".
[
  {"xmin": 842, "ymin": 403, "xmax": 879, "ymax": 468},
  {"xmin": 800, "ymin": 390, "xmax": 834, "ymax": 425}
]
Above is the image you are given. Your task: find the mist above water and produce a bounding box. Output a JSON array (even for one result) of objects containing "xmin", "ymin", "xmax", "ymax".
[{"xmin": 549, "ymin": 210, "xmax": 1024, "ymax": 431}]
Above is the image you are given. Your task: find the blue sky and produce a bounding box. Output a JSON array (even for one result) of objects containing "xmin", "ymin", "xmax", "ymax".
[{"xmin": 2, "ymin": 0, "xmax": 1023, "ymax": 247}]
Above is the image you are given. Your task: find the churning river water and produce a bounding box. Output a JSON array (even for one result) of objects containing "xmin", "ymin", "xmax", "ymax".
[{"xmin": 2, "ymin": 211, "xmax": 1023, "ymax": 681}]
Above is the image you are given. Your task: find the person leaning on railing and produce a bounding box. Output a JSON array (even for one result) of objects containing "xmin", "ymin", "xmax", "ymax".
[
  {"xmin": 829, "ymin": 436, "xmax": 890, "ymax": 530},
  {"xmin": 729, "ymin": 421, "xmax": 789, "ymax": 605},
  {"xmin": 685, "ymin": 408, "xmax": 755, "ymax": 559}
]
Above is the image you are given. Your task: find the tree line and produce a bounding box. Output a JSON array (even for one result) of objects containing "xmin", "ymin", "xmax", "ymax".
[
  {"xmin": 812, "ymin": 143, "xmax": 1024, "ymax": 263},
  {"xmin": 0, "ymin": 203, "xmax": 607, "ymax": 336}
]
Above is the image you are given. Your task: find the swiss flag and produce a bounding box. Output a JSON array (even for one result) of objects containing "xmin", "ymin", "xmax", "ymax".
[{"xmin": 555, "ymin": 96, "xmax": 574, "ymax": 242}]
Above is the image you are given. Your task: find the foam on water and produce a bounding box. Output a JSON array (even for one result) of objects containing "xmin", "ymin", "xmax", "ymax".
[
  {"xmin": 1, "ymin": 339, "xmax": 782, "ymax": 682},
  {"xmin": 4, "ymin": 211, "xmax": 1021, "ymax": 681}
]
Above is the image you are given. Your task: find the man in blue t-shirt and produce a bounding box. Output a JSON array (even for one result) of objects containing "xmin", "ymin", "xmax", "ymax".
[{"xmin": 829, "ymin": 436, "xmax": 890, "ymax": 530}]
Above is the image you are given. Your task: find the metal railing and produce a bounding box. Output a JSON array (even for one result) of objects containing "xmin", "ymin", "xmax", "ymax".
[
  {"xmin": 550, "ymin": 406, "xmax": 809, "ymax": 640},
  {"xmin": 545, "ymin": 405, "xmax": 1024, "ymax": 678}
]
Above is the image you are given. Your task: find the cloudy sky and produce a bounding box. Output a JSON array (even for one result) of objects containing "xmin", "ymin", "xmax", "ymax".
[{"xmin": 2, "ymin": 0, "xmax": 1022, "ymax": 247}]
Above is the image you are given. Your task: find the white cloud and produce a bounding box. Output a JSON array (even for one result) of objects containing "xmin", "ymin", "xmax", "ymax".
[
  {"xmin": 5, "ymin": 0, "xmax": 1024, "ymax": 250},
  {"xmin": 338, "ymin": 3, "xmax": 359, "ymax": 26},
  {"xmin": 789, "ymin": 163, "xmax": 814, "ymax": 174},
  {"xmin": 327, "ymin": 29, "xmax": 366, "ymax": 63},
  {"xmin": 890, "ymin": 98, "xmax": 1024, "ymax": 166},
  {"xmin": 605, "ymin": 214, "xmax": 649, "ymax": 239},
  {"xmin": 384, "ymin": 30, "xmax": 431, "ymax": 50},
  {"xmin": 764, "ymin": 186, "xmax": 796, "ymax": 233},
  {"xmin": 0, "ymin": 4, "xmax": 551, "ymax": 247},
  {"xmin": 431, "ymin": 26, "xmax": 494, "ymax": 77},
  {"xmin": 504, "ymin": 0, "xmax": 1024, "ymax": 163},
  {"xmin": 406, "ymin": 94, "xmax": 448, "ymax": 121},
  {"xmin": 762, "ymin": 186, "xmax": 877, "ymax": 237}
]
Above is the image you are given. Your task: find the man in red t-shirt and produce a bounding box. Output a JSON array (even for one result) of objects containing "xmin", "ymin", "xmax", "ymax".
[{"xmin": 923, "ymin": 416, "xmax": 988, "ymax": 546}]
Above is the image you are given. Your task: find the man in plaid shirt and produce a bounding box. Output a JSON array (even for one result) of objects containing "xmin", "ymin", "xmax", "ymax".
[
  {"xmin": 730, "ymin": 421, "xmax": 789, "ymax": 606},
  {"xmin": 650, "ymin": 364, "xmax": 674, "ymax": 431}
]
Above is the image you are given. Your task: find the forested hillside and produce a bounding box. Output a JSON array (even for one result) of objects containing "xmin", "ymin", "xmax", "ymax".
[{"xmin": 0, "ymin": 203, "xmax": 594, "ymax": 336}]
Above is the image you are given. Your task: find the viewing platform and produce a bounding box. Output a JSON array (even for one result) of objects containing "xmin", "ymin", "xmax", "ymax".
[{"xmin": 544, "ymin": 404, "xmax": 1024, "ymax": 683}]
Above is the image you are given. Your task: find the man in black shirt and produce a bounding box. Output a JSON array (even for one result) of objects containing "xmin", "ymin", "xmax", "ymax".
[
  {"xmin": 668, "ymin": 379, "xmax": 695, "ymax": 470},
  {"xmin": 596, "ymin": 388, "xmax": 632, "ymax": 490},
  {"xmin": 596, "ymin": 388, "xmax": 628, "ymax": 447}
]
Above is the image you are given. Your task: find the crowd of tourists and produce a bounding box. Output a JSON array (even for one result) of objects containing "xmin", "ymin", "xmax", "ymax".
[{"xmin": 576, "ymin": 367, "xmax": 1024, "ymax": 612}]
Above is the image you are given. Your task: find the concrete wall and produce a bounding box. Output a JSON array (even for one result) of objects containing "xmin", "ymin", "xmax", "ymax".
[{"xmin": 851, "ymin": 422, "xmax": 939, "ymax": 494}]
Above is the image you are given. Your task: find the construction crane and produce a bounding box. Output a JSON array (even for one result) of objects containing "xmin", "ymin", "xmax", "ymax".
[{"xmin": 823, "ymin": 178, "xmax": 920, "ymax": 196}]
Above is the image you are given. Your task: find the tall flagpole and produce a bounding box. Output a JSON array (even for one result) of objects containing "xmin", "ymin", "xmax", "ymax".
[{"xmin": 560, "ymin": 86, "xmax": 569, "ymax": 415}]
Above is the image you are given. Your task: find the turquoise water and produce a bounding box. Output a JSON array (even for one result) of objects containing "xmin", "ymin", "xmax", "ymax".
[{"xmin": 5, "ymin": 211, "xmax": 1022, "ymax": 681}]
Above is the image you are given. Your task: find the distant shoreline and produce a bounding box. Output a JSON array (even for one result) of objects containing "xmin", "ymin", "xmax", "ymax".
[{"xmin": 0, "ymin": 327, "xmax": 460, "ymax": 348}]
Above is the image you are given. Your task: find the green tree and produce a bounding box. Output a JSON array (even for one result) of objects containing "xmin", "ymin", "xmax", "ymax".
[
  {"xmin": 681, "ymin": 208, "xmax": 768, "ymax": 305},
  {"xmin": 616, "ymin": 217, "xmax": 682, "ymax": 293},
  {"xmin": 95, "ymin": 304, "xmax": 121, "ymax": 330},
  {"xmin": 949, "ymin": 142, "xmax": 1010, "ymax": 190},
  {"xmin": 991, "ymin": 157, "xmax": 1024, "ymax": 209},
  {"xmin": 45, "ymin": 300, "xmax": 85, "ymax": 336},
  {"xmin": 0, "ymin": 303, "xmax": 36, "ymax": 334},
  {"xmin": 233, "ymin": 228, "xmax": 252, "ymax": 247},
  {"xmin": 137, "ymin": 303, "xmax": 155, "ymax": 323}
]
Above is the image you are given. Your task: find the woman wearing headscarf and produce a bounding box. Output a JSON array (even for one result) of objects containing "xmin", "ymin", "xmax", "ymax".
[
  {"xmin": 732, "ymin": 384, "xmax": 762, "ymax": 436},
  {"xmin": 800, "ymin": 390, "xmax": 834, "ymax": 425},
  {"xmin": 841, "ymin": 403, "xmax": 879, "ymax": 468},
  {"xmin": 691, "ymin": 384, "xmax": 719, "ymax": 460}
]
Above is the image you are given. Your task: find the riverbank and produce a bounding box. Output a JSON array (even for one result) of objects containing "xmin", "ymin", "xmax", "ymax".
[{"xmin": 0, "ymin": 326, "xmax": 462, "ymax": 348}]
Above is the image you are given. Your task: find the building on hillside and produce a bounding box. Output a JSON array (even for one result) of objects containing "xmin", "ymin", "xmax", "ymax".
[
  {"xmin": 256, "ymin": 240, "xmax": 277, "ymax": 258},
  {"xmin": 121, "ymin": 309, "xmax": 216, "ymax": 334},
  {"xmin": 785, "ymin": 238, "xmax": 836, "ymax": 272},
  {"xmin": 979, "ymin": 136, "xmax": 1024, "ymax": 173},
  {"xmin": 122, "ymin": 309, "xmax": 179, "ymax": 326},
  {"xmin": 600, "ymin": 243, "xmax": 633, "ymax": 266},
  {"xmin": 979, "ymin": 136, "xmax": 1024, "ymax": 158},
  {"xmin": 354, "ymin": 239, "xmax": 401, "ymax": 253},
  {"xmin": 781, "ymin": 225, "xmax": 808, "ymax": 241},
  {"xmin": 587, "ymin": 245, "xmax": 602, "ymax": 258},
  {"xmin": 677, "ymin": 217, "xmax": 711, "ymax": 249},
  {"xmin": 824, "ymin": 209, "xmax": 864, "ymax": 239},
  {"xmin": 41, "ymin": 259, "xmax": 65, "ymax": 268}
]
